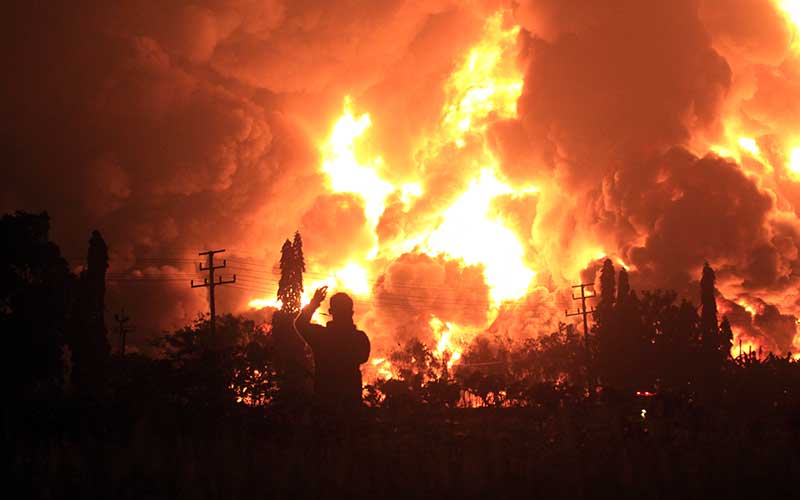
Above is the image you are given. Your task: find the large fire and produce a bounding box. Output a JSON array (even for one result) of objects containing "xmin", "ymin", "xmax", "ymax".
[
  {"xmin": 683, "ymin": 0, "xmax": 800, "ymax": 357},
  {"xmin": 247, "ymin": 6, "xmax": 800, "ymax": 367},
  {"xmin": 249, "ymin": 11, "xmax": 536, "ymax": 361}
]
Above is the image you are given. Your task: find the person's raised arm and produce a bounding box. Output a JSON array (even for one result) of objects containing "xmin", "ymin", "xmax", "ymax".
[{"xmin": 294, "ymin": 286, "xmax": 327, "ymax": 341}]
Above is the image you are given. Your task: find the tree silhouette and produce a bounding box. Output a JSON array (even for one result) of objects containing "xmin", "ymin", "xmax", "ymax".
[
  {"xmin": 159, "ymin": 313, "xmax": 279, "ymax": 407},
  {"xmin": 599, "ymin": 258, "xmax": 616, "ymax": 305},
  {"xmin": 655, "ymin": 297, "xmax": 701, "ymax": 391},
  {"xmin": 617, "ymin": 267, "xmax": 630, "ymax": 301},
  {"xmin": 86, "ymin": 231, "xmax": 108, "ymax": 314},
  {"xmin": 272, "ymin": 232, "xmax": 312, "ymax": 405},
  {"xmin": 700, "ymin": 261, "xmax": 719, "ymax": 352},
  {"xmin": 293, "ymin": 230, "xmax": 305, "ymax": 280},
  {"xmin": 1, "ymin": 211, "xmax": 71, "ymax": 399},
  {"xmin": 614, "ymin": 285, "xmax": 649, "ymax": 391},
  {"xmin": 719, "ymin": 315, "xmax": 734, "ymax": 358},
  {"xmin": 67, "ymin": 230, "xmax": 111, "ymax": 397},
  {"xmin": 595, "ymin": 259, "xmax": 623, "ymax": 389},
  {"xmin": 277, "ymin": 231, "xmax": 305, "ymax": 316}
]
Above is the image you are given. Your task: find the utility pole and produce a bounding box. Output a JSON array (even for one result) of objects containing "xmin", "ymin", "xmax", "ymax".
[
  {"xmin": 191, "ymin": 249, "xmax": 236, "ymax": 335},
  {"xmin": 114, "ymin": 308, "xmax": 133, "ymax": 356},
  {"xmin": 566, "ymin": 283, "xmax": 597, "ymax": 396}
]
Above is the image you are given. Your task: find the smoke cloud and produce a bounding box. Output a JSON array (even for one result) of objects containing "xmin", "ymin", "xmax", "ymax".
[{"xmin": 3, "ymin": 0, "xmax": 800, "ymax": 355}]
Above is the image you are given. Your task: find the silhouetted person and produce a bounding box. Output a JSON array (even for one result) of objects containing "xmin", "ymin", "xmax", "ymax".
[
  {"xmin": 295, "ymin": 286, "xmax": 370, "ymax": 409},
  {"xmin": 272, "ymin": 309, "xmax": 314, "ymax": 406}
]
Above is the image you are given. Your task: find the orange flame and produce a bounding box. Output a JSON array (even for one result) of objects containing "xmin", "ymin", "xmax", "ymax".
[{"xmin": 249, "ymin": 11, "xmax": 536, "ymax": 326}]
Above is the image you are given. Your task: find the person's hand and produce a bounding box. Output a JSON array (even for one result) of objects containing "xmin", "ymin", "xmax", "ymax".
[{"xmin": 311, "ymin": 286, "xmax": 328, "ymax": 307}]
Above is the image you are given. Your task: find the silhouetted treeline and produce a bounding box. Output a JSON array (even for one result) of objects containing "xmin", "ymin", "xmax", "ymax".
[
  {"xmin": 6, "ymin": 211, "xmax": 800, "ymax": 499},
  {"xmin": 5, "ymin": 210, "xmax": 800, "ymax": 410},
  {"xmin": 2, "ymin": 212, "xmax": 111, "ymax": 400},
  {"xmin": 593, "ymin": 259, "xmax": 733, "ymax": 400}
]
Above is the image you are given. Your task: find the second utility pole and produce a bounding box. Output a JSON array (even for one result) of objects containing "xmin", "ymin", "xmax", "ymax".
[
  {"xmin": 566, "ymin": 282, "xmax": 596, "ymax": 395},
  {"xmin": 114, "ymin": 308, "xmax": 132, "ymax": 356},
  {"xmin": 191, "ymin": 249, "xmax": 236, "ymax": 335}
]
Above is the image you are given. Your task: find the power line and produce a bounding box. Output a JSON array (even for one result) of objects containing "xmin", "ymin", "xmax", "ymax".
[
  {"xmin": 102, "ymin": 255, "xmax": 537, "ymax": 310},
  {"xmin": 109, "ymin": 275, "xmax": 505, "ymax": 308}
]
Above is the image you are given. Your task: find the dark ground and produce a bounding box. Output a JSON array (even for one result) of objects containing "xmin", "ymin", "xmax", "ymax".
[{"xmin": 8, "ymin": 397, "xmax": 799, "ymax": 500}]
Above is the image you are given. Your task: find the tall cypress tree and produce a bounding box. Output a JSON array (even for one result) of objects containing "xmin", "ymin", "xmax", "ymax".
[
  {"xmin": 68, "ymin": 230, "xmax": 110, "ymax": 396},
  {"xmin": 292, "ymin": 231, "xmax": 305, "ymax": 277},
  {"xmin": 278, "ymin": 239, "xmax": 297, "ymax": 315},
  {"xmin": 595, "ymin": 259, "xmax": 618, "ymax": 387},
  {"xmin": 86, "ymin": 231, "xmax": 108, "ymax": 318},
  {"xmin": 292, "ymin": 231, "xmax": 305, "ymax": 309},
  {"xmin": 273, "ymin": 232, "xmax": 312, "ymax": 403},
  {"xmin": 719, "ymin": 316, "xmax": 733, "ymax": 358},
  {"xmin": 700, "ymin": 261, "xmax": 719, "ymax": 351},
  {"xmin": 599, "ymin": 259, "xmax": 616, "ymax": 306},
  {"xmin": 617, "ymin": 268, "xmax": 630, "ymax": 303},
  {"xmin": 277, "ymin": 231, "xmax": 305, "ymax": 316}
]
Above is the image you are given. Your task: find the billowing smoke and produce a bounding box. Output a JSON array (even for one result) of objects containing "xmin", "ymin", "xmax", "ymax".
[
  {"xmin": 506, "ymin": 0, "xmax": 800, "ymax": 352},
  {"xmin": 3, "ymin": 0, "xmax": 800, "ymax": 356}
]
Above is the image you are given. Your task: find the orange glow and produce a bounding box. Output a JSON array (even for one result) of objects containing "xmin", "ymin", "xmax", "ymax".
[
  {"xmin": 777, "ymin": 0, "xmax": 800, "ymax": 49},
  {"xmin": 731, "ymin": 326, "xmax": 763, "ymax": 358},
  {"xmin": 787, "ymin": 147, "xmax": 800, "ymax": 176},
  {"xmin": 321, "ymin": 97, "xmax": 394, "ymax": 226},
  {"xmin": 370, "ymin": 357, "xmax": 395, "ymax": 380},
  {"xmin": 423, "ymin": 169, "xmax": 537, "ymax": 303},
  {"xmin": 430, "ymin": 316, "xmax": 464, "ymax": 370},
  {"xmin": 245, "ymin": 6, "xmax": 800, "ymax": 369},
  {"xmin": 737, "ymin": 137, "xmax": 761, "ymax": 158},
  {"xmin": 413, "ymin": 11, "xmax": 535, "ymax": 304},
  {"xmin": 737, "ymin": 299, "xmax": 758, "ymax": 317},
  {"xmin": 709, "ymin": 133, "xmax": 770, "ymax": 173},
  {"xmin": 616, "ymin": 258, "xmax": 632, "ymax": 271},
  {"xmin": 439, "ymin": 12, "xmax": 522, "ymax": 148},
  {"xmin": 248, "ymin": 297, "xmax": 281, "ymax": 310},
  {"xmin": 249, "ymin": 10, "xmax": 535, "ymax": 329}
]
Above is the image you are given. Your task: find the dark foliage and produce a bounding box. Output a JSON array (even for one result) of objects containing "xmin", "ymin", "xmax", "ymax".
[
  {"xmin": 5, "ymin": 212, "xmax": 800, "ymax": 498},
  {"xmin": 1, "ymin": 211, "xmax": 72, "ymax": 399},
  {"xmin": 66, "ymin": 230, "xmax": 111, "ymax": 398},
  {"xmin": 156, "ymin": 313, "xmax": 281, "ymax": 408}
]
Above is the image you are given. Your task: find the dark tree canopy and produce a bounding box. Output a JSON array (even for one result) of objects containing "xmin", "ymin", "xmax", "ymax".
[
  {"xmin": 1, "ymin": 211, "xmax": 71, "ymax": 398},
  {"xmin": 159, "ymin": 313, "xmax": 279, "ymax": 407},
  {"xmin": 700, "ymin": 261, "xmax": 719, "ymax": 346},
  {"xmin": 617, "ymin": 268, "xmax": 630, "ymax": 302},
  {"xmin": 591, "ymin": 262, "xmax": 736, "ymax": 393},
  {"xmin": 67, "ymin": 230, "xmax": 111, "ymax": 397},
  {"xmin": 86, "ymin": 230, "xmax": 108, "ymax": 313},
  {"xmin": 720, "ymin": 316, "xmax": 734, "ymax": 356}
]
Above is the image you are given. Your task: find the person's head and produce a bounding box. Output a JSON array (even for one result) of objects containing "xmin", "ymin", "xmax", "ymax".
[{"xmin": 329, "ymin": 292, "xmax": 354, "ymax": 321}]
